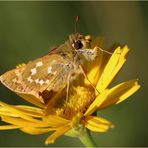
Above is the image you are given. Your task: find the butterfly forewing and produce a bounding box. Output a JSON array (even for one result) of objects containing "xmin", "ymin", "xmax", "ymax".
[
  {"xmin": 0, "ymin": 64, "xmax": 26, "ymax": 92},
  {"xmin": 0, "ymin": 53, "xmax": 73, "ymax": 104}
]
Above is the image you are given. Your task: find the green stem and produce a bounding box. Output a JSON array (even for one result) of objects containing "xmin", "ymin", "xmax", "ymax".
[{"xmin": 78, "ymin": 129, "xmax": 97, "ymax": 147}]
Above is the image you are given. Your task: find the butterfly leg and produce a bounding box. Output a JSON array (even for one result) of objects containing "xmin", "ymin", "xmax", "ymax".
[
  {"xmin": 79, "ymin": 65, "xmax": 100, "ymax": 94},
  {"xmin": 66, "ymin": 74, "xmax": 70, "ymax": 102}
]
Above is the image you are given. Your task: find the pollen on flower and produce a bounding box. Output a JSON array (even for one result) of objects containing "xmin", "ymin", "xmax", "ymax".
[{"xmin": 56, "ymin": 86, "xmax": 95, "ymax": 120}]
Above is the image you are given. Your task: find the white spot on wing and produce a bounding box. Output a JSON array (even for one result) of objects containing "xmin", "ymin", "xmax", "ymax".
[
  {"xmin": 39, "ymin": 79, "xmax": 44, "ymax": 86},
  {"xmin": 27, "ymin": 76, "xmax": 33, "ymax": 83},
  {"xmin": 31, "ymin": 68, "xmax": 37, "ymax": 75},
  {"xmin": 35, "ymin": 78, "xmax": 39, "ymax": 84},
  {"xmin": 45, "ymin": 79, "xmax": 49, "ymax": 84},
  {"xmin": 48, "ymin": 66, "xmax": 53, "ymax": 74},
  {"xmin": 36, "ymin": 61, "xmax": 43, "ymax": 67},
  {"xmin": 35, "ymin": 79, "xmax": 45, "ymax": 85}
]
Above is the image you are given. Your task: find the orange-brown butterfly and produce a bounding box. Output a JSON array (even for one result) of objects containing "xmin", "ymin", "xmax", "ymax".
[{"xmin": 0, "ymin": 32, "xmax": 99, "ymax": 107}]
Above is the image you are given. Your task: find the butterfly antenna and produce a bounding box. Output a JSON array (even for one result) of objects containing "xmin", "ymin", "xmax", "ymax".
[
  {"xmin": 75, "ymin": 15, "xmax": 79, "ymax": 33},
  {"xmin": 96, "ymin": 46, "xmax": 122, "ymax": 56}
]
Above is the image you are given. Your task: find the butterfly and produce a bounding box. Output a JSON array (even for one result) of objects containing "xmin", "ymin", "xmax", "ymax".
[{"xmin": 0, "ymin": 33, "xmax": 99, "ymax": 108}]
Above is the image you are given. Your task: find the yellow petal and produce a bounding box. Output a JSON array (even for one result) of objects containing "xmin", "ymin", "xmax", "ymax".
[
  {"xmin": 0, "ymin": 125, "xmax": 20, "ymax": 130},
  {"xmin": 99, "ymin": 79, "xmax": 140, "ymax": 109},
  {"xmin": 84, "ymin": 116, "xmax": 113, "ymax": 132},
  {"xmin": 43, "ymin": 115, "xmax": 70, "ymax": 127},
  {"xmin": 20, "ymin": 127, "xmax": 56, "ymax": 135},
  {"xmin": 97, "ymin": 80, "xmax": 140, "ymax": 110},
  {"xmin": 96, "ymin": 46, "xmax": 129, "ymax": 93},
  {"xmin": 0, "ymin": 105, "xmax": 44, "ymax": 118},
  {"xmin": 0, "ymin": 101, "xmax": 40, "ymax": 122},
  {"xmin": 84, "ymin": 37, "xmax": 106, "ymax": 86},
  {"xmin": 0, "ymin": 106, "xmax": 19, "ymax": 117},
  {"xmin": 85, "ymin": 50, "xmax": 104, "ymax": 86},
  {"xmin": 15, "ymin": 105, "xmax": 44, "ymax": 118},
  {"xmin": 1, "ymin": 116, "xmax": 49, "ymax": 128},
  {"xmin": 16, "ymin": 93, "xmax": 45, "ymax": 108},
  {"xmin": 45, "ymin": 125, "xmax": 71, "ymax": 145},
  {"xmin": 84, "ymin": 89, "xmax": 109, "ymax": 116},
  {"xmin": 0, "ymin": 105, "xmax": 43, "ymax": 118},
  {"xmin": 85, "ymin": 79, "xmax": 140, "ymax": 116}
]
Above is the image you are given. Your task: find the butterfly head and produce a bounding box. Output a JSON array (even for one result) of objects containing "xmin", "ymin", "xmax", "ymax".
[
  {"xmin": 70, "ymin": 33, "xmax": 92, "ymax": 50},
  {"xmin": 69, "ymin": 33, "xmax": 97, "ymax": 61}
]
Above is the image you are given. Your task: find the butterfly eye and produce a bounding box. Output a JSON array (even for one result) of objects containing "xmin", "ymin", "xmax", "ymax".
[{"xmin": 74, "ymin": 40, "xmax": 83, "ymax": 49}]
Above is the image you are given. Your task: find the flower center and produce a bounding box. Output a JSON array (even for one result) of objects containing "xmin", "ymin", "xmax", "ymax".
[{"xmin": 56, "ymin": 86, "xmax": 95, "ymax": 120}]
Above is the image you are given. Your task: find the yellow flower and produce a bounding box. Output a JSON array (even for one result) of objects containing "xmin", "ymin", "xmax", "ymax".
[{"xmin": 0, "ymin": 38, "xmax": 140, "ymax": 145}]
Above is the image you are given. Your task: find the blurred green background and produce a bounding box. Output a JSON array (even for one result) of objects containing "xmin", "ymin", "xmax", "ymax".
[{"xmin": 0, "ymin": 1, "xmax": 147, "ymax": 147}]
